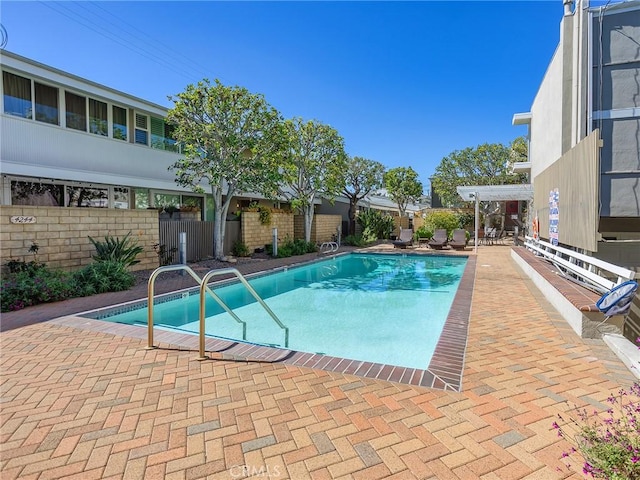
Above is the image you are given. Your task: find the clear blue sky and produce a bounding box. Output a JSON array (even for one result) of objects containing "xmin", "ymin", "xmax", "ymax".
[{"xmin": 2, "ymin": 1, "xmax": 588, "ymax": 191}]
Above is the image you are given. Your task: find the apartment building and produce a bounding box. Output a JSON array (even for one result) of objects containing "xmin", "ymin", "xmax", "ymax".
[{"xmin": 512, "ymin": 0, "xmax": 640, "ymax": 268}]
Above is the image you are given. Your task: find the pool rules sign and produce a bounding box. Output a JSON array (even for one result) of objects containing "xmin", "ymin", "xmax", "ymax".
[{"xmin": 549, "ymin": 188, "xmax": 559, "ymax": 246}]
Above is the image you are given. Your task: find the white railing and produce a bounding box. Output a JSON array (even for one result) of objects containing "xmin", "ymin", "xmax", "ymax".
[{"xmin": 524, "ymin": 236, "xmax": 636, "ymax": 293}]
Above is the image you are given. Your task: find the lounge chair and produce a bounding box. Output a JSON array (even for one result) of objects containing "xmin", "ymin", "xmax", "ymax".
[
  {"xmin": 392, "ymin": 229, "xmax": 414, "ymax": 249},
  {"xmin": 428, "ymin": 229, "xmax": 448, "ymax": 250},
  {"xmin": 449, "ymin": 229, "xmax": 467, "ymax": 250}
]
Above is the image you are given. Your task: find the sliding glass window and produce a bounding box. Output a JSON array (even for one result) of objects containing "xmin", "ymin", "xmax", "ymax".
[
  {"xmin": 2, "ymin": 71, "xmax": 32, "ymax": 119},
  {"xmin": 34, "ymin": 82, "xmax": 59, "ymax": 125},
  {"xmin": 11, "ymin": 180, "xmax": 64, "ymax": 206},
  {"xmin": 113, "ymin": 105, "xmax": 128, "ymax": 141},
  {"xmin": 65, "ymin": 91, "xmax": 86, "ymax": 131},
  {"xmin": 89, "ymin": 98, "xmax": 108, "ymax": 136}
]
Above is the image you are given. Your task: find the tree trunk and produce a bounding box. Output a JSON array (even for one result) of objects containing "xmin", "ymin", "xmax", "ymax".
[
  {"xmin": 211, "ymin": 188, "xmax": 233, "ymax": 260},
  {"xmin": 348, "ymin": 200, "xmax": 357, "ymax": 235},
  {"xmin": 303, "ymin": 204, "xmax": 314, "ymax": 243}
]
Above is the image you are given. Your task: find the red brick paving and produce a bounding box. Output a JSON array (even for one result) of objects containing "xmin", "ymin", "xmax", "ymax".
[{"xmin": 1, "ymin": 245, "xmax": 637, "ymax": 479}]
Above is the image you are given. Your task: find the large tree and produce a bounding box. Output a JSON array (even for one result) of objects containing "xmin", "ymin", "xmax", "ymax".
[
  {"xmin": 166, "ymin": 79, "xmax": 285, "ymax": 260},
  {"xmin": 431, "ymin": 138, "xmax": 528, "ymax": 207},
  {"xmin": 384, "ymin": 167, "xmax": 423, "ymax": 217},
  {"xmin": 342, "ymin": 156, "xmax": 386, "ymax": 235},
  {"xmin": 280, "ymin": 118, "xmax": 347, "ymax": 242}
]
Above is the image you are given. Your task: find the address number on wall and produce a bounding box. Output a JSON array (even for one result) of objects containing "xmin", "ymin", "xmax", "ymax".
[{"xmin": 10, "ymin": 216, "xmax": 36, "ymax": 224}]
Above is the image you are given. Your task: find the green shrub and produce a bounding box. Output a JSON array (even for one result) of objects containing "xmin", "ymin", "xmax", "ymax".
[
  {"xmin": 357, "ymin": 210, "xmax": 395, "ymax": 242},
  {"xmin": 414, "ymin": 225, "xmax": 434, "ymax": 240},
  {"xmin": 232, "ymin": 241, "xmax": 251, "ymax": 257},
  {"xmin": 89, "ymin": 232, "xmax": 144, "ymax": 268},
  {"xmin": 1, "ymin": 267, "xmax": 76, "ymax": 312},
  {"xmin": 4, "ymin": 258, "xmax": 47, "ymax": 275},
  {"xmin": 73, "ymin": 261, "xmax": 135, "ymax": 294},
  {"xmin": 275, "ymin": 238, "xmax": 317, "ymax": 258},
  {"xmin": 457, "ymin": 212, "xmax": 475, "ymax": 229},
  {"xmin": 424, "ymin": 211, "xmax": 460, "ymax": 237},
  {"xmin": 342, "ymin": 234, "xmax": 367, "ymax": 247}
]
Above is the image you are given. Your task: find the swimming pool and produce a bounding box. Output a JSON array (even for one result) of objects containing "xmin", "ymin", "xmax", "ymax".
[{"xmin": 90, "ymin": 253, "xmax": 468, "ymax": 371}]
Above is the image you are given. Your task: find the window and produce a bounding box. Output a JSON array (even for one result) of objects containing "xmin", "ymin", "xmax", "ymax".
[
  {"xmin": 65, "ymin": 91, "xmax": 86, "ymax": 131},
  {"xmin": 164, "ymin": 122, "xmax": 179, "ymax": 152},
  {"xmin": 150, "ymin": 116, "xmax": 165, "ymax": 149},
  {"xmin": 67, "ymin": 185, "xmax": 108, "ymax": 207},
  {"xmin": 150, "ymin": 116, "xmax": 179, "ymax": 152},
  {"xmin": 89, "ymin": 98, "xmax": 107, "ymax": 136},
  {"xmin": 154, "ymin": 192, "xmax": 180, "ymax": 208},
  {"xmin": 11, "ymin": 180, "xmax": 64, "ymax": 206},
  {"xmin": 2, "ymin": 71, "xmax": 32, "ymax": 119},
  {"xmin": 135, "ymin": 112, "xmax": 148, "ymax": 145},
  {"xmin": 114, "ymin": 187, "xmax": 129, "ymax": 209},
  {"xmin": 133, "ymin": 188, "xmax": 150, "ymax": 209},
  {"xmin": 113, "ymin": 105, "xmax": 127, "ymax": 141},
  {"xmin": 34, "ymin": 82, "xmax": 59, "ymax": 125}
]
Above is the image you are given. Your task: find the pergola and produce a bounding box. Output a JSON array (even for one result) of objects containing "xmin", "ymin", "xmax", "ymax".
[{"xmin": 456, "ymin": 184, "xmax": 534, "ymax": 253}]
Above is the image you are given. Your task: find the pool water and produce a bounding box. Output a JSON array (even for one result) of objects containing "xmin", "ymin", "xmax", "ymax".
[{"xmin": 98, "ymin": 253, "xmax": 467, "ymax": 369}]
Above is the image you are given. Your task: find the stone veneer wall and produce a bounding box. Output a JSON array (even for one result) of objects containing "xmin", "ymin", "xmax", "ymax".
[
  {"xmin": 293, "ymin": 214, "xmax": 341, "ymax": 243},
  {"xmin": 241, "ymin": 212, "xmax": 294, "ymax": 251},
  {"xmin": 1, "ymin": 206, "xmax": 159, "ymax": 272}
]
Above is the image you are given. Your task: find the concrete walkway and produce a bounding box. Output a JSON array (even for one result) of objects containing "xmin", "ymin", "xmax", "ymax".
[{"xmin": 1, "ymin": 246, "xmax": 636, "ymax": 479}]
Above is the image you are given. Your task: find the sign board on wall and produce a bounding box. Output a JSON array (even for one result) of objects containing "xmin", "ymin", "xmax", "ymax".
[
  {"xmin": 10, "ymin": 216, "xmax": 36, "ymax": 224},
  {"xmin": 549, "ymin": 188, "xmax": 559, "ymax": 246}
]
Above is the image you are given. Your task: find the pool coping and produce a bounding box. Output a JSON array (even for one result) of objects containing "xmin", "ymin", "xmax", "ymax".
[{"xmin": 59, "ymin": 251, "xmax": 476, "ymax": 392}]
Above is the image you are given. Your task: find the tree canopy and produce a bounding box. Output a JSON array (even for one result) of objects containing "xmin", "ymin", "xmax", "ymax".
[
  {"xmin": 383, "ymin": 167, "xmax": 423, "ymax": 217},
  {"xmin": 431, "ymin": 138, "xmax": 528, "ymax": 207},
  {"xmin": 166, "ymin": 78, "xmax": 285, "ymax": 259},
  {"xmin": 279, "ymin": 117, "xmax": 347, "ymax": 242},
  {"xmin": 342, "ymin": 156, "xmax": 386, "ymax": 235}
]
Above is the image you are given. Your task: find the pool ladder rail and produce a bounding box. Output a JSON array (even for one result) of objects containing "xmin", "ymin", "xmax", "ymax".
[
  {"xmin": 319, "ymin": 241, "xmax": 339, "ymax": 254},
  {"xmin": 146, "ymin": 265, "xmax": 289, "ymax": 360}
]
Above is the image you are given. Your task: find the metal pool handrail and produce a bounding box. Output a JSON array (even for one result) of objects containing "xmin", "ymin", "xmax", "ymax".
[
  {"xmin": 197, "ymin": 268, "xmax": 289, "ymax": 360},
  {"xmin": 146, "ymin": 265, "xmax": 248, "ymax": 350}
]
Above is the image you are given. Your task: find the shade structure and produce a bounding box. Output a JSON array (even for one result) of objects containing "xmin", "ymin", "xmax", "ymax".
[
  {"xmin": 456, "ymin": 184, "xmax": 533, "ymax": 253},
  {"xmin": 456, "ymin": 184, "xmax": 533, "ymax": 202}
]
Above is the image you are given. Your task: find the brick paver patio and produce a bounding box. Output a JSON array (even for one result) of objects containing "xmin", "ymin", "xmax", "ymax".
[{"xmin": 1, "ymin": 246, "xmax": 636, "ymax": 479}]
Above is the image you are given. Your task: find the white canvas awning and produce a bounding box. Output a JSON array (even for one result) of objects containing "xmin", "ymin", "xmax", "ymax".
[{"xmin": 456, "ymin": 184, "xmax": 533, "ymax": 253}]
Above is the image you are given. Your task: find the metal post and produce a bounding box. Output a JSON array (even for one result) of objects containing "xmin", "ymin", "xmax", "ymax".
[
  {"xmin": 474, "ymin": 192, "xmax": 479, "ymax": 254},
  {"xmin": 272, "ymin": 228, "xmax": 278, "ymax": 257},
  {"xmin": 179, "ymin": 232, "xmax": 187, "ymax": 275}
]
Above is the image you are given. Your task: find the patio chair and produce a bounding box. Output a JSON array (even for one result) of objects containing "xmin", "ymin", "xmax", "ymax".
[
  {"xmin": 428, "ymin": 229, "xmax": 448, "ymax": 250},
  {"xmin": 392, "ymin": 229, "xmax": 414, "ymax": 249},
  {"xmin": 449, "ymin": 229, "xmax": 468, "ymax": 250},
  {"xmin": 594, "ymin": 280, "xmax": 639, "ymax": 334}
]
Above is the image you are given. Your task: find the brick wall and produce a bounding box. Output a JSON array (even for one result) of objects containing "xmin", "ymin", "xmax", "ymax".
[
  {"xmin": 293, "ymin": 214, "xmax": 341, "ymax": 243},
  {"xmin": 241, "ymin": 212, "xmax": 294, "ymax": 251},
  {"xmin": 1, "ymin": 206, "xmax": 159, "ymax": 272}
]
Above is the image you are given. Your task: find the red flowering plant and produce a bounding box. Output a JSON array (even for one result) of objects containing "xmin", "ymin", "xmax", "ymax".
[{"xmin": 553, "ymin": 338, "xmax": 640, "ymax": 479}]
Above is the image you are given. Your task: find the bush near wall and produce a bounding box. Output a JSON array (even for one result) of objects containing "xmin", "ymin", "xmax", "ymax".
[{"xmin": 0, "ymin": 206, "xmax": 159, "ymax": 272}]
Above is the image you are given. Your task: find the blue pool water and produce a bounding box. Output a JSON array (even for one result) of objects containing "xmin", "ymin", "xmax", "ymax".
[{"xmin": 95, "ymin": 253, "xmax": 467, "ymax": 369}]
